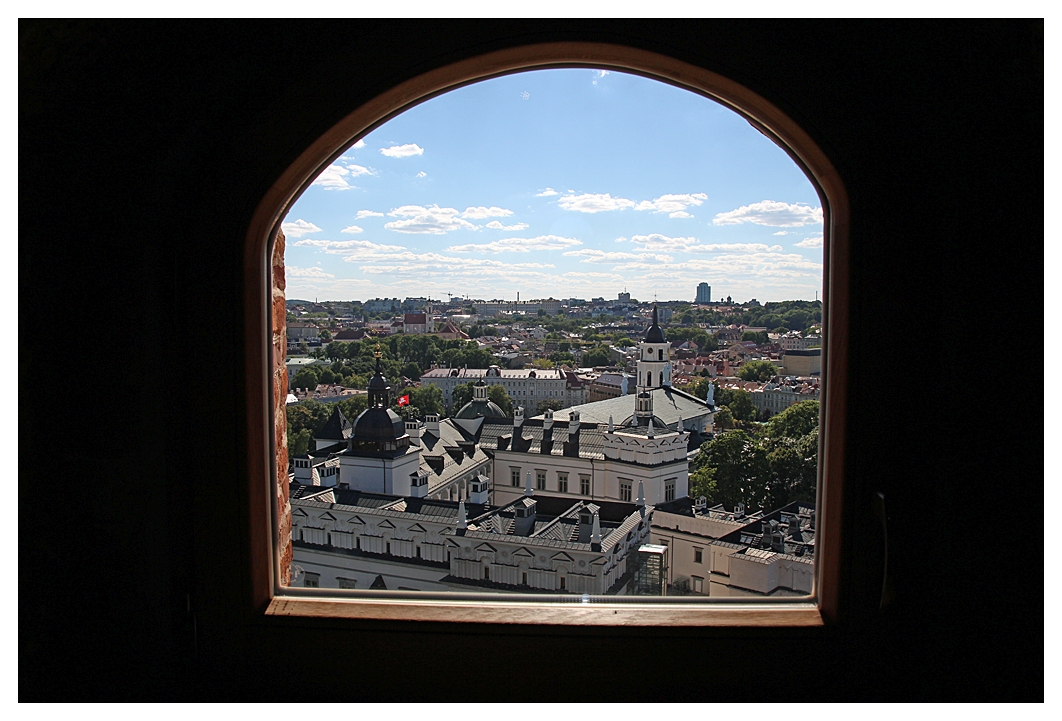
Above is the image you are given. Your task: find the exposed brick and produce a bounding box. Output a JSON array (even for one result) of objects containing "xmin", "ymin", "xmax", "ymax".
[{"xmin": 271, "ymin": 229, "xmax": 291, "ymax": 586}]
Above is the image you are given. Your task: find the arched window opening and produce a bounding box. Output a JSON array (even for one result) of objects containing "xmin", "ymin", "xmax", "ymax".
[{"xmin": 247, "ymin": 43, "xmax": 848, "ymax": 626}]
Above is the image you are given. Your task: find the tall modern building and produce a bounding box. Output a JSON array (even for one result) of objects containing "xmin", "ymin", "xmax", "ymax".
[{"xmin": 696, "ymin": 283, "xmax": 712, "ymax": 304}]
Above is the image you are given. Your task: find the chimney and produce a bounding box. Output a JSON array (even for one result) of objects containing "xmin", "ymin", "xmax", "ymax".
[
  {"xmin": 590, "ymin": 510, "xmax": 602, "ymax": 551},
  {"xmin": 468, "ymin": 474, "xmax": 489, "ymax": 504},
  {"xmin": 424, "ymin": 413, "xmax": 440, "ymax": 436},
  {"xmin": 569, "ymin": 409, "xmax": 580, "ymax": 436},
  {"xmin": 405, "ymin": 420, "xmax": 422, "ymax": 447},
  {"xmin": 514, "ymin": 498, "xmax": 537, "ymax": 535},
  {"xmin": 524, "ymin": 470, "xmax": 534, "ymax": 497},
  {"xmin": 409, "ymin": 469, "xmax": 429, "ymax": 498},
  {"xmin": 637, "ymin": 481, "xmax": 645, "ymax": 508},
  {"xmin": 608, "ymin": 414, "xmax": 614, "ymax": 433},
  {"xmin": 514, "ymin": 405, "xmax": 524, "ymax": 428},
  {"xmin": 543, "ymin": 408, "xmax": 554, "ymax": 432},
  {"xmin": 456, "ymin": 500, "xmax": 467, "ymax": 534}
]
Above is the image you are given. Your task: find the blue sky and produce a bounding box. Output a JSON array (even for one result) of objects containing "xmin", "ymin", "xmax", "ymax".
[{"xmin": 282, "ymin": 68, "xmax": 823, "ymax": 304}]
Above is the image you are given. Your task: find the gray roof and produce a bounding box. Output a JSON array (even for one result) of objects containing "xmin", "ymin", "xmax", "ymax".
[
  {"xmin": 418, "ymin": 418, "xmax": 492, "ymax": 492},
  {"xmin": 532, "ymin": 386, "xmax": 714, "ymax": 428}
]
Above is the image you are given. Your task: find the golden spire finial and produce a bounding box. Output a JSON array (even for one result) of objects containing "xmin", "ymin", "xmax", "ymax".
[{"xmin": 373, "ymin": 342, "xmax": 382, "ymax": 359}]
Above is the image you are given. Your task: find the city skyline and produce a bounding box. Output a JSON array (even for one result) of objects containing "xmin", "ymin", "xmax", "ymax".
[{"xmin": 282, "ymin": 68, "xmax": 824, "ymax": 304}]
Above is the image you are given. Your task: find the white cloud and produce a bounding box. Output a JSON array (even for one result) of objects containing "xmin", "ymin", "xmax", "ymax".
[
  {"xmin": 685, "ymin": 243, "xmax": 785, "ymax": 253},
  {"xmin": 592, "ymin": 69, "xmax": 609, "ymax": 84},
  {"xmin": 460, "ymin": 206, "xmax": 514, "ymax": 219},
  {"xmin": 285, "ymin": 265, "xmax": 335, "ymax": 279},
  {"xmin": 558, "ymin": 193, "xmax": 636, "ymax": 213},
  {"xmin": 635, "ymin": 193, "xmax": 708, "ymax": 215},
  {"xmin": 485, "ymin": 220, "xmax": 530, "ymax": 231},
  {"xmin": 563, "ymin": 249, "xmax": 674, "ymax": 264},
  {"xmin": 293, "ymin": 239, "xmax": 407, "ymax": 256},
  {"xmin": 416, "ymin": 171, "xmax": 427, "ymax": 178},
  {"xmin": 384, "ymin": 205, "xmax": 478, "ymax": 234},
  {"xmin": 346, "ymin": 164, "xmax": 375, "ymax": 177},
  {"xmin": 773, "ymin": 230, "xmax": 789, "ymax": 236},
  {"xmin": 356, "ymin": 210, "xmax": 384, "ymax": 219},
  {"xmin": 615, "ymin": 237, "xmax": 627, "ymax": 243},
  {"xmin": 380, "ymin": 143, "xmax": 424, "ymax": 158},
  {"xmin": 447, "ymin": 235, "xmax": 582, "ymax": 253},
  {"xmin": 713, "ymin": 200, "xmax": 823, "ymax": 227},
  {"xmin": 281, "ymin": 219, "xmax": 322, "ymax": 237},
  {"xmin": 627, "ymin": 234, "xmax": 700, "ymax": 251},
  {"xmin": 340, "ymin": 225, "xmax": 364, "ymax": 234},
  {"xmin": 535, "ymin": 188, "xmax": 558, "ymax": 197},
  {"xmin": 795, "ymin": 235, "xmax": 824, "ymax": 248},
  {"xmin": 353, "ymin": 139, "xmax": 366, "ymax": 148},
  {"xmin": 310, "ymin": 164, "xmax": 356, "ymax": 190}
]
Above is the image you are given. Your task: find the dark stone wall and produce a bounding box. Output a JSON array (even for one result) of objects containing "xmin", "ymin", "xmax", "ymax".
[{"xmin": 20, "ymin": 20, "xmax": 1042, "ymax": 701}]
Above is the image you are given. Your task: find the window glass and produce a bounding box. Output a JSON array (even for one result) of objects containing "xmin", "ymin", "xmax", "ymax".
[{"xmin": 277, "ymin": 67, "xmax": 824, "ymax": 602}]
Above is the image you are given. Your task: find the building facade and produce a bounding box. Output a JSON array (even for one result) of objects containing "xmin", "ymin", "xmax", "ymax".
[
  {"xmin": 420, "ymin": 364, "xmax": 582, "ymax": 412},
  {"xmin": 696, "ymin": 283, "xmax": 712, "ymax": 304}
]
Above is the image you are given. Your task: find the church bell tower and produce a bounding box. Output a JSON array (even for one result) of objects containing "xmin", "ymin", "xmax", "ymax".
[{"xmin": 637, "ymin": 304, "xmax": 670, "ymax": 391}]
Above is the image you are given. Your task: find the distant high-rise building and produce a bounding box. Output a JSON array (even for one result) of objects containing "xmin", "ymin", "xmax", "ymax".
[
  {"xmin": 618, "ymin": 291, "xmax": 631, "ymax": 302},
  {"xmin": 696, "ymin": 283, "xmax": 712, "ymax": 304}
]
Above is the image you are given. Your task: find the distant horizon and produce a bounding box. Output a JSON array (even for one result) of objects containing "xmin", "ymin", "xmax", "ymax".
[
  {"xmin": 284, "ymin": 295, "xmax": 821, "ymax": 307},
  {"xmin": 282, "ymin": 69, "xmax": 823, "ymax": 304}
]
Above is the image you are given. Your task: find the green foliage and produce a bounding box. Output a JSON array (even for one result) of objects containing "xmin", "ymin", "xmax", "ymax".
[
  {"xmin": 451, "ymin": 382, "xmax": 474, "ymax": 410},
  {"xmin": 407, "ymin": 385, "xmax": 444, "ymax": 416},
  {"xmin": 548, "ymin": 351, "xmax": 575, "ymax": 365},
  {"xmin": 318, "ymin": 328, "xmax": 332, "ymax": 342},
  {"xmin": 690, "ymin": 403, "xmax": 819, "ymax": 512},
  {"xmin": 288, "ymin": 428, "xmax": 311, "ymax": 457},
  {"xmin": 536, "ymin": 398, "xmax": 566, "ymax": 414},
  {"xmin": 291, "ymin": 367, "xmax": 321, "ymax": 391},
  {"xmin": 401, "ymin": 361, "xmax": 422, "ymax": 380},
  {"xmin": 583, "ymin": 345, "xmax": 611, "ymax": 367},
  {"xmin": 689, "ymin": 465, "xmax": 718, "ymax": 501},
  {"xmin": 668, "ymin": 326, "xmax": 719, "ymax": 352},
  {"xmin": 739, "ymin": 359, "xmax": 778, "ymax": 382},
  {"xmin": 713, "ymin": 384, "xmax": 755, "ymax": 422},
  {"xmin": 765, "ymin": 400, "xmax": 820, "ymax": 439},
  {"xmin": 741, "ymin": 330, "xmax": 769, "ymax": 344},
  {"xmin": 713, "ymin": 406, "xmax": 734, "ymax": 430},
  {"xmin": 532, "ymin": 358, "xmax": 554, "ymax": 369},
  {"xmin": 488, "ymin": 384, "xmax": 513, "ymax": 417}
]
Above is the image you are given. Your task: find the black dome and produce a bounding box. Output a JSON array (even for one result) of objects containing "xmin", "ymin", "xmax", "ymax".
[
  {"xmin": 351, "ymin": 407, "xmax": 405, "ymax": 442},
  {"xmin": 367, "ymin": 373, "xmax": 388, "ymax": 391},
  {"xmin": 644, "ymin": 304, "xmax": 666, "ymax": 343},
  {"xmin": 455, "ymin": 399, "xmax": 506, "ymax": 419}
]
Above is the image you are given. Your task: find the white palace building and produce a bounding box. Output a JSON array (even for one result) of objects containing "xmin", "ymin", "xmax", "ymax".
[{"xmin": 289, "ymin": 310, "xmax": 719, "ymax": 594}]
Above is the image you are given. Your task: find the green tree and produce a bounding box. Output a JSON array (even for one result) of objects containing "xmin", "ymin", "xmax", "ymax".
[
  {"xmin": 548, "ymin": 351, "xmax": 574, "ymax": 365},
  {"xmin": 408, "ymin": 385, "xmax": 444, "ymax": 416},
  {"xmin": 532, "ymin": 358, "xmax": 554, "ymax": 369},
  {"xmin": 291, "ymin": 367, "xmax": 321, "ymax": 391},
  {"xmin": 765, "ymin": 400, "xmax": 819, "ymax": 439},
  {"xmin": 401, "ymin": 361, "xmax": 422, "ymax": 380},
  {"xmin": 741, "ymin": 330, "xmax": 769, "ymax": 344},
  {"xmin": 288, "ymin": 428, "xmax": 311, "ymax": 457},
  {"xmin": 713, "ymin": 406, "xmax": 735, "ymax": 430},
  {"xmin": 739, "ymin": 359, "xmax": 778, "ymax": 382},
  {"xmin": 488, "ymin": 384, "xmax": 513, "ymax": 416},
  {"xmin": 319, "ymin": 328, "xmax": 332, "ymax": 342},
  {"xmin": 723, "ymin": 388, "xmax": 756, "ymax": 422},
  {"xmin": 298, "ymin": 339, "xmax": 310, "ymax": 355},
  {"xmin": 450, "ymin": 381, "xmax": 474, "ymax": 410},
  {"xmin": 536, "ymin": 398, "xmax": 566, "ymax": 414},
  {"xmin": 583, "ymin": 346, "xmax": 611, "ymax": 366},
  {"xmin": 689, "ymin": 465, "xmax": 718, "ymax": 502}
]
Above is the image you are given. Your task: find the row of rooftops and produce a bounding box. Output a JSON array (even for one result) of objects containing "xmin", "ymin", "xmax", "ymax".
[{"xmin": 291, "ymin": 481, "xmax": 651, "ymax": 553}]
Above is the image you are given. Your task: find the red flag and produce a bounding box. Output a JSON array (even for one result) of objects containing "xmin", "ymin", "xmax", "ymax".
[{"xmin": 397, "ymin": 394, "xmax": 410, "ymax": 406}]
